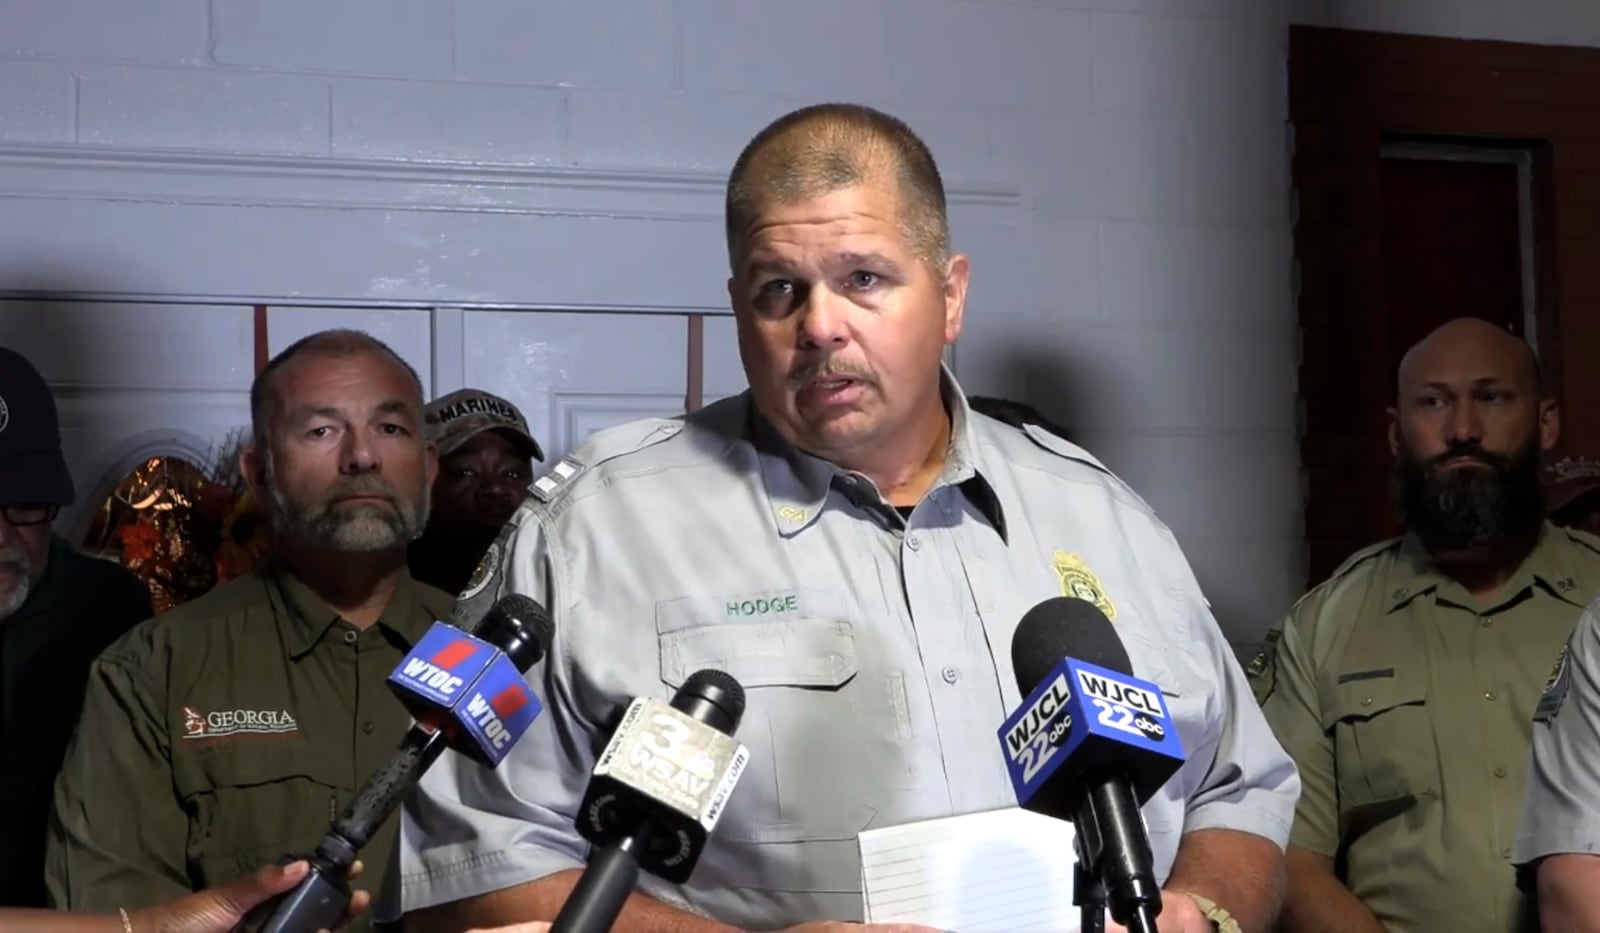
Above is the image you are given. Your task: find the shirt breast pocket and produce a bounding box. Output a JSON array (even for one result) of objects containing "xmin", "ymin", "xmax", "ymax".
[
  {"xmin": 656, "ymin": 614, "xmax": 900, "ymax": 845},
  {"xmin": 178, "ymin": 745, "xmax": 347, "ymax": 888},
  {"xmin": 1320, "ymin": 678, "xmax": 1436, "ymax": 811}
]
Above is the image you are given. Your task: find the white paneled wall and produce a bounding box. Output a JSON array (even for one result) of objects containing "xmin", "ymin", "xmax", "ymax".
[
  {"xmin": 0, "ymin": 302, "xmax": 254, "ymax": 540},
  {"xmin": 0, "ymin": 0, "xmax": 1295, "ymax": 645}
]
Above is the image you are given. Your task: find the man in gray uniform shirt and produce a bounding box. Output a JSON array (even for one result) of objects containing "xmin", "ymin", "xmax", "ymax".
[
  {"xmin": 1515, "ymin": 600, "xmax": 1600, "ymax": 931},
  {"xmin": 389, "ymin": 103, "xmax": 1299, "ymax": 933}
]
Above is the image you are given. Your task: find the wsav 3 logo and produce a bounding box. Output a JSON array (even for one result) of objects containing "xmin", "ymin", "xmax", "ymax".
[{"xmin": 1005, "ymin": 672, "xmax": 1074, "ymax": 783}]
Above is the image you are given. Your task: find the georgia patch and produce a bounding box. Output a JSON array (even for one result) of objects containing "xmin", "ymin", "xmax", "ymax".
[{"xmin": 1534, "ymin": 641, "xmax": 1572, "ymax": 725}]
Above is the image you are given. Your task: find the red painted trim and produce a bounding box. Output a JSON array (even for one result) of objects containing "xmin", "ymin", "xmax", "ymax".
[
  {"xmin": 253, "ymin": 305, "xmax": 268, "ymax": 373},
  {"xmin": 685, "ymin": 313, "xmax": 704, "ymax": 412}
]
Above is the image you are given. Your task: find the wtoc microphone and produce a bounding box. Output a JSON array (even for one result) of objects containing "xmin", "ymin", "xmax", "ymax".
[
  {"xmin": 386, "ymin": 614, "xmax": 546, "ymax": 767},
  {"xmin": 551, "ymin": 670, "xmax": 748, "ymax": 933},
  {"xmin": 247, "ymin": 594, "xmax": 553, "ymax": 933},
  {"xmin": 1000, "ymin": 596, "xmax": 1186, "ymax": 933}
]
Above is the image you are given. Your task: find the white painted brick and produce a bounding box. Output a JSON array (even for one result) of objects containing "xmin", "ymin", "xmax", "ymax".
[
  {"xmin": 1027, "ymin": 323, "xmax": 1296, "ymax": 433},
  {"xmin": 567, "ymin": 90, "xmax": 781, "ymax": 172},
  {"xmin": 1459, "ymin": 0, "xmax": 1600, "ymax": 46},
  {"xmin": 957, "ymin": 223, "xmax": 1027, "ymax": 321},
  {"xmin": 78, "ymin": 66, "xmax": 329, "ymax": 154},
  {"xmin": 682, "ymin": 0, "xmax": 892, "ymax": 100},
  {"xmin": 1311, "ymin": 0, "xmax": 1462, "ymax": 35},
  {"xmin": 1079, "ymin": 432, "xmax": 1301, "ymax": 542},
  {"xmin": 949, "ymin": 311, "xmax": 1039, "ymax": 401},
  {"xmin": 211, "ymin": 0, "xmax": 452, "ymax": 77},
  {"xmin": 0, "ymin": 0, "xmax": 208, "ymax": 64},
  {"xmin": 0, "ymin": 61, "xmax": 74, "ymax": 143},
  {"xmin": 1093, "ymin": 13, "xmax": 1284, "ymax": 121},
  {"xmin": 1182, "ymin": 533, "xmax": 1305, "ymax": 641},
  {"xmin": 455, "ymin": 0, "xmax": 676, "ymax": 91},
  {"xmin": 1099, "ymin": 222, "xmax": 1290, "ymax": 326},
  {"xmin": 333, "ymin": 79, "xmax": 563, "ymax": 164},
  {"xmin": 992, "ymin": 110, "xmax": 1191, "ymax": 220},
  {"xmin": 887, "ymin": 0, "xmax": 1093, "ymax": 111},
  {"xmin": 1190, "ymin": 119, "xmax": 1290, "ymax": 225},
  {"xmin": 1011, "ymin": 218, "xmax": 1101, "ymax": 320}
]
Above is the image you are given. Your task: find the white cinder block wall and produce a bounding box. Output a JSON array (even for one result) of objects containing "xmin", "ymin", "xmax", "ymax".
[{"xmin": 0, "ymin": 0, "xmax": 1297, "ymax": 649}]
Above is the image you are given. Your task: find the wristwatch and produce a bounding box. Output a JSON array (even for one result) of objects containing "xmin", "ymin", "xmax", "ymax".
[{"xmin": 1184, "ymin": 892, "xmax": 1240, "ymax": 933}]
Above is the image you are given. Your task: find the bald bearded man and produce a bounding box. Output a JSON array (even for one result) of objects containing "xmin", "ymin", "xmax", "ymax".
[{"xmin": 1250, "ymin": 318, "xmax": 1600, "ymax": 933}]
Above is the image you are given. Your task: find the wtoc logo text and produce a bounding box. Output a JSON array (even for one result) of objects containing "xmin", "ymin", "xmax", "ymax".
[
  {"xmin": 630, "ymin": 707, "xmax": 720, "ymax": 802},
  {"xmin": 1006, "ymin": 672, "xmax": 1073, "ymax": 783},
  {"xmin": 1075, "ymin": 670, "xmax": 1167, "ymax": 740},
  {"xmin": 463, "ymin": 687, "xmax": 529, "ymax": 751},
  {"xmin": 399, "ymin": 639, "xmax": 479, "ymax": 697}
]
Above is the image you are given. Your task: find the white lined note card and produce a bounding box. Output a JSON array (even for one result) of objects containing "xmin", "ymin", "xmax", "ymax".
[{"xmin": 859, "ymin": 807, "xmax": 1082, "ymax": 932}]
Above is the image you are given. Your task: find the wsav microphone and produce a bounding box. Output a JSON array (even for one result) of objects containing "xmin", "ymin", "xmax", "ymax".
[
  {"xmin": 550, "ymin": 669, "xmax": 750, "ymax": 933},
  {"xmin": 247, "ymin": 593, "xmax": 554, "ymax": 933},
  {"xmin": 997, "ymin": 596, "xmax": 1186, "ymax": 933}
]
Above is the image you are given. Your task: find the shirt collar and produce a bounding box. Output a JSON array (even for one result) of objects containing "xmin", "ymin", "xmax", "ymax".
[
  {"xmin": 752, "ymin": 364, "xmax": 1007, "ymax": 538},
  {"xmin": 1385, "ymin": 521, "xmax": 1595, "ymax": 612},
  {"xmin": 267, "ymin": 557, "xmax": 449, "ymax": 657}
]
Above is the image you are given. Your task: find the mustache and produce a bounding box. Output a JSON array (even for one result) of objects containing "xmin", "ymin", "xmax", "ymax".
[
  {"xmin": 1424, "ymin": 443, "xmax": 1514, "ymax": 471},
  {"xmin": 0, "ymin": 547, "xmax": 28, "ymax": 571},
  {"xmin": 325, "ymin": 477, "xmax": 397, "ymax": 503},
  {"xmin": 787, "ymin": 359, "xmax": 876, "ymax": 389}
]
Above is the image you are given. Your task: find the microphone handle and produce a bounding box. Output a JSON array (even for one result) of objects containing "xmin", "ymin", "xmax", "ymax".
[
  {"xmin": 334, "ymin": 725, "xmax": 450, "ymax": 850},
  {"xmin": 241, "ymin": 727, "xmax": 452, "ymax": 933},
  {"xmin": 550, "ymin": 828, "xmax": 650, "ymax": 933},
  {"xmin": 1081, "ymin": 775, "xmax": 1161, "ymax": 933}
]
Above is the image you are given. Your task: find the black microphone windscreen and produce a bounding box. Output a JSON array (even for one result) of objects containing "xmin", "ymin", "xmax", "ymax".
[
  {"xmin": 1011, "ymin": 596, "xmax": 1132, "ymax": 693},
  {"xmin": 674, "ymin": 668, "xmax": 747, "ymax": 734},
  {"xmin": 479, "ymin": 593, "xmax": 555, "ymax": 672}
]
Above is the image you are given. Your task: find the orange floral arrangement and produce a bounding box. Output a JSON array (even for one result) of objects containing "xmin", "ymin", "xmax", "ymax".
[{"xmin": 92, "ymin": 431, "xmax": 273, "ymax": 613}]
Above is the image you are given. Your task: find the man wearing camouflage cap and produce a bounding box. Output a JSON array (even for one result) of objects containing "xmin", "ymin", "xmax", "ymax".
[{"xmin": 408, "ymin": 388, "xmax": 543, "ymax": 596}]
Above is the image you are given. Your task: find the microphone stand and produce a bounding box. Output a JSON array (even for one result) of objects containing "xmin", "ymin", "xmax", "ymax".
[{"xmin": 1074, "ymin": 861, "xmax": 1106, "ymax": 933}]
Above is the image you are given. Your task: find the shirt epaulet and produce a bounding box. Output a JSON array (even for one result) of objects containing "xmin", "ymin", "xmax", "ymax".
[
  {"xmin": 1561, "ymin": 526, "xmax": 1600, "ymax": 561},
  {"xmin": 527, "ymin": 418, "xmax": 685, "ymax": 505},
  {"xmin": 1017, "ymin": 423, "xmax": 1158, "ymax": 517},
  {"xmin": 1282, "ymin": 537, "xmax": 1403, "ymax": 619}
]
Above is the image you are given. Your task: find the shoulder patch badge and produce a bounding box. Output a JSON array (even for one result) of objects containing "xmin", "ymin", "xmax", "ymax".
[
  {"xmin": 459, "ymin": 540, "xmax": 500, "ymax": 602},
  {"xmin": 1534, "ymin": 641, "xmax": 1573, "ymax": 726},
  {"xmin": 1247, "ymin": 629, "xmax": 1282, "ymax": 704},
  {"xmin": 1053, "ymin": 550, "xmax": 1117, "ymax": 620}
]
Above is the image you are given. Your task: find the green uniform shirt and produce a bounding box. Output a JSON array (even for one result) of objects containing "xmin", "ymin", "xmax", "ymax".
[
  {"xmin": 43, "ymin": 558, "xmax": 454, "ymax": 933},
  {"xmin": 0, "ymin": 536, "xmax": 152, "ymax": 908},
  {"xmin": 1252, "ymin": 522, "xmax": 1600, "ymax": 933}
]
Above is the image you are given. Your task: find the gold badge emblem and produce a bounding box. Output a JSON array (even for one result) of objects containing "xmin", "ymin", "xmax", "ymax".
[
  {"xmin": 1052, "ymin": 550, "xmax": 1116, "ymax": 620},
  {"xmin": 458, "ymin": 541, "xmax": 500, "ymax": 602}
]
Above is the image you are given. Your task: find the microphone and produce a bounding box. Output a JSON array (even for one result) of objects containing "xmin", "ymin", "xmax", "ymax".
[
  {"xmin": 997, "ymin": 597, "xmax": 1186, "ymax": 933},
  {"xmin": 550, "ymin": 669, "xmax": 750, "ymax": 933},
  {"xmin": 246, "ymin": 594, "xmax": 554, "ymax": 933}
]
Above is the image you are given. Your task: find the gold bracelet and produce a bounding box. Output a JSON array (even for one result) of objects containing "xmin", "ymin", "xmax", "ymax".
[
  {"xmin": 1184, "ymin": 892, "xmax": 1240, "ymax": 933},
  {"xmin": 118, "ymin": 907, "xmax": 134, "ymax": 933}
]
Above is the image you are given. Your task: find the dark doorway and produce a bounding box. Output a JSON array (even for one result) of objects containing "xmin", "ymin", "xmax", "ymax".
[{"xmin": 1291, "ymin": 26, "xmax": 1566, "ymax": 588}]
